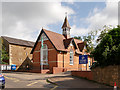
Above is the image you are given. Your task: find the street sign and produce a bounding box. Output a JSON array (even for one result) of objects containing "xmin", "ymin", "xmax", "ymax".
[
  {"xmin": 11, "ymin": 64, "xmax": 16, "ymax": 70},
  {"xmin": 79, "ymin": 55, "xmax": 88, "ymax": 64}
]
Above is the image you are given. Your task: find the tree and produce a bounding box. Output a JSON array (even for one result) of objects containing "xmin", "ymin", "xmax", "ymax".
[
  {"xmin": 74, "ymin": 36, "xmax": 82, "ymax": 40},
  {"xmin": 74, "ymin": 30, "xmax": 97, "ymax": 54},
  {"xmin": 97, "ymin": 25, "xmax": 113, "ymax": 43},
  {"xmin": 0, "ymin": 38, "xmax": 9, "ymax": 64},
  {"xmin": 92, "ymin": 26, "xmax": 120, "ymax": 67}
]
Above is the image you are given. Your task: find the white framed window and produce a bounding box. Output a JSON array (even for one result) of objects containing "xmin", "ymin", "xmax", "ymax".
[
  {"xmin": 41, "ymin": 44, "xmax": 48, "ymax": 65},
  {"xmin": 70, "ymin": 39, "xmax": 73, "ymax": 46},
  {"xmin": 70, "ymin": 49, "xmax": 74, "ymax": 65}
]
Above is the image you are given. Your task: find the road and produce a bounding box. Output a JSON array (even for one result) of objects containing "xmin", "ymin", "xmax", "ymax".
[{"xmin": 2, "ymin": 72, "xmax": 57, "ymax": 89}]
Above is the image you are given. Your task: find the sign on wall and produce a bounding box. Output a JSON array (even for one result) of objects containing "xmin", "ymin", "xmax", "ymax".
[
  {"xmin": 0, "ymin": 64, "xmax": 16, "ymax": 70},
  {"xmin": 79, "ymin": 55, "xmax": 88, "ymax": 64},
  {"xmin": 11, "ymin": 64, "xmax": 16, "ymax": 70}
]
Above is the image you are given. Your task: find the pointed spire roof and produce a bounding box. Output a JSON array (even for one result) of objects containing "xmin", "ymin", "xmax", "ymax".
[{"xmin": 62, "ymin": 16, "xmax": 71, "ymax": 29}]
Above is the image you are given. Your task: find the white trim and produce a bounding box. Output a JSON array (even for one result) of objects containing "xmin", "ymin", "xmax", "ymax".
[{"xmin": 34, "ymin": 48, "xmax": 55, "ymax": 52}]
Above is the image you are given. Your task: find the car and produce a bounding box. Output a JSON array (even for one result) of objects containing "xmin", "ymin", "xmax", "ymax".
[{"xmin": 0, "ymin": 74, "xmax": 5, "ymax": 89}]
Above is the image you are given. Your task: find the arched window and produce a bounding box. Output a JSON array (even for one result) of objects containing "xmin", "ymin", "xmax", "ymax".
[
  {"xmin": 41, "ymin": 44, "xmax": 48, "ymax": 65},
  {"xmin": 70, "ymin": 49, "xmax": 74, "ymax": 65}
]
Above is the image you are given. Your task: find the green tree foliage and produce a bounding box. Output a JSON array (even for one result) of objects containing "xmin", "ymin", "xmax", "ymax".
[
  {"xmin": 97, "ymin": 25, "xmax": 113, "ymax": 43},
  {"xmin": 92, "ymin": 26, "xmax": 120, "ymax": 67},
  {"xmin": 2, "ymin": 45, "xmax": 9, "ymax": 61},
  {"xmin": 0, "ymin": 38, "xmax": 9, "ymax": 64},
  {"xmin": 74, "ymin": 30, "xmax": 97, "ymax": 54},
  {"xmin": 74, "ymin": 36, "xmax": 82, "ymax": 40}
]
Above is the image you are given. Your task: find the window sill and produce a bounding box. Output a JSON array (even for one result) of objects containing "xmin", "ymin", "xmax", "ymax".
[{"xmin": 69, "ymin": 64, "xmax": 74, "ymax": 65}]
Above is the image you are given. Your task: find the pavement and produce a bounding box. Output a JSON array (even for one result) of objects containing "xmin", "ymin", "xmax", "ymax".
[{"xmin": 47, "ymin": 72, "xmax": 113, "ymax": 89}]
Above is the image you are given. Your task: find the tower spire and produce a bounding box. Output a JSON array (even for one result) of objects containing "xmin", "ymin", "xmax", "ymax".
[
  {"xmin": 62, "ymin": 12, "xmax": 71, "ymax": 29},
  {"xmin": 62, "ymin": 12, "xmax": 71, "ymax": 39},
  {"xmin": 65, "ymin": 12, "xmax": 67, "ymax": 17}
]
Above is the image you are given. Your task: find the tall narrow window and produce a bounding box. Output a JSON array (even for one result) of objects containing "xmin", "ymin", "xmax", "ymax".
[
  {"xmin": 41, "ymin": 44, "xmax": 48, "ymax": 65},
  {"xmin": 70, "ymin": 49, "xmax": 74, "ymax": 65}
]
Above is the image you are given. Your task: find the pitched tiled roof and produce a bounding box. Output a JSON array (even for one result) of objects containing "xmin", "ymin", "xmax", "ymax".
[
  {"xmin": 31, "ymin": 29, "xmax": 85, "ymax": 55},
  {"xmin": 1, "ymin": 36, "xmax": 35, "ymax": 47},
  {"xmin": 43, "ymin": 29, "xmax": 68, "ymax": 51}
]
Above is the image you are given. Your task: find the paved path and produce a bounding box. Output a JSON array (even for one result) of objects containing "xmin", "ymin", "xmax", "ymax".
[{"xmin": 48, "ymin": 72, "xmax": 114, "ymax": 89}]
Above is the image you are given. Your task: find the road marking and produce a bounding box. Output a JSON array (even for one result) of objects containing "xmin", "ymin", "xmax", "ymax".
[
  {"xmin": 14, "ymin": 80, "xmax": 20, "ymax": 82},
  {"xmin": 4, "ymin": 76, "xmax": 20, "ymax": 82},
  {"xmin": 50, "ymin": 86, "xmax": 58, "ymax": 90},
  {"xmin": 27, "ymin": 81, "xmax": 38, "ymax": 86}
]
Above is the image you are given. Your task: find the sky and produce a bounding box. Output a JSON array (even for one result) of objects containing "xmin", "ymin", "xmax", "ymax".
[{"xmin": 1, "ymin": 0, "xmax": 119, "ymax": 42}]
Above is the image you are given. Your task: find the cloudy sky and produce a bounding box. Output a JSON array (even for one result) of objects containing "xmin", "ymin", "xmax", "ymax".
[{"xmin": 1, "ymin": 0, "xmax": 118, "ymax": 42}]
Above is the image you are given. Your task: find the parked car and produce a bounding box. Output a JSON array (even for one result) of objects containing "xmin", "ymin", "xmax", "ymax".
[{"xmin": 0, "ymin": 73, "xmax": 5, "ymax": 89}]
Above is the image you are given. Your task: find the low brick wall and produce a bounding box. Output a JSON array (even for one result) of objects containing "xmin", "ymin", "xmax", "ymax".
[
  {"xmin": 71, "ymin": 65, "xmax": 120, "ymax": 88},
  {"xmin": 92, "ymin": 65, "xmax": 120, "ymax": 88},
  {"xmin": 71, "ymin": 71, "xmax": 93, "ymax": 80},
  {"xmin": 52, "ymin": 67, "xmax": 67, "ymax": 74},
  {"xmin": 41, "ymin": 69, "xmax": 50, "ymax": 74}
]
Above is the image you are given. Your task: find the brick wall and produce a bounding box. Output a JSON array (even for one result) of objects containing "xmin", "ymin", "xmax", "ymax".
[
  {"xmin": 72, "ymin": 65, "xmax": 120, "ymax": 88},
  {"xmin": 57, "ymin": 45, "xmax": 79, "ymax": 71},
  {"xmin": 71, "ymin": 71, "xmax": 93, "ymax": 80},
  {"xmin": 33, "ymin": 40, "xmax": 58, "ymax": 73},
  {"xmin": 92, "ymin": 65, "xmax": 120, "ymax": 88},
  {"xmin": 9, "ymin": 44, "xmax": 33, "ymax": 70}
]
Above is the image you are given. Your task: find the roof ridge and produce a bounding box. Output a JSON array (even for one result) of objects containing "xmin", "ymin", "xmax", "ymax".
[
  {"xmin": 1, "ymin": 36, "xmax": 34, "ymax": 43},
  {"xmin": 43, "ymin": 29, "xmax": 64, "ymax": 36}
]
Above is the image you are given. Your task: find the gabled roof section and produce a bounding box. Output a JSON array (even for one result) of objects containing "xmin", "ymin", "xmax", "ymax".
[
  {"xmin": 73, "ymin": 38, "xmax": 83, "ymax": 48},
  {"xmin": 77, "ymin": 42, "xmax": 85, "ymax": 51},
  {"xmin": 1, "ymin": 36, "xmax": 35, "ymax": 48},
  {"xmin": 31, "ymin": 29, "xmax": 68, "ymax": 54},
  {"xmin": 31, "ymin": 29, "xmax": 86, "ymax": 55},
  {"xmin": 62, "ymin": 16, "xmax": 71, "ymax": 29},
  {"xmin": 63, "ymin": 38, "xmax": 73, "ymax": 49}
]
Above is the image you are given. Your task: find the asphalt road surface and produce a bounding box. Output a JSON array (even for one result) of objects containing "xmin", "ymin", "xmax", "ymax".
[{"xmin": 2, "ymin": 72, "xmax": 56, "ymax": 89}]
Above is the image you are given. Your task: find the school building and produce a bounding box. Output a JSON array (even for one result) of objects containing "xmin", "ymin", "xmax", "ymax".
[
  {"xmin": 1, "ymin": 36, "xmax": 34, "ymax": 71},
  {"xmin": 31, "ymin": 16, "xmax": 93, "ymax": 74}
]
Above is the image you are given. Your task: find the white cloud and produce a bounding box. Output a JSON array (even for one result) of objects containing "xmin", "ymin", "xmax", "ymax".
[
  {"xmin": 71, "ymin": 0, "xmax": 118, "ymax": 36},
  {"xmin": 71, "ymin": 25, "xmax": 89, "ymax": 36},
  {"xmin": 2, "ymin": 2, "xmax": 74, "ymax": 41}
]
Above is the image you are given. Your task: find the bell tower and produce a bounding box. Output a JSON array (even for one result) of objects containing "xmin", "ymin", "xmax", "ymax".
[{"xmin": 62, "ymin": 13, "xmax": 71, "ymax": 39}]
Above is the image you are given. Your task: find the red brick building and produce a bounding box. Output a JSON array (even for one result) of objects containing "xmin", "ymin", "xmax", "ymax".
[{"xmin": 31, "ymin": 16, "xmax": 93, "ymax": 74}]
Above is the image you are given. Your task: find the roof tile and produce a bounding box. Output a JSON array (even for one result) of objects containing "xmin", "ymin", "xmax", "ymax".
[{"xmin": 1, "ymin": 36, "xmax": 35, "ymax": 47}]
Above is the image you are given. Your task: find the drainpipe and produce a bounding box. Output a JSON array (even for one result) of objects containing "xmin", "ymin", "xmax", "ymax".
[{"xmin": 63, "ymin": 52, "xmax": 64, "ymax": 71}]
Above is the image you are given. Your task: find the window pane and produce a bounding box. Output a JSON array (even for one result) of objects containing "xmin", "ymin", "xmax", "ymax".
[
  {"xmin": 41, "ymin": 44, "xmax": 48, "ymax": 65},
  {"xmin": 70, "ymin": 50, "xmax": 73, "ymax": 65}
]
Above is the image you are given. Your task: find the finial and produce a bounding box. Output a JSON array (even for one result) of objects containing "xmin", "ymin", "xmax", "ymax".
[{"xmin": 65, "ymin": 12, "xmax": 67, "ymax": 17}]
